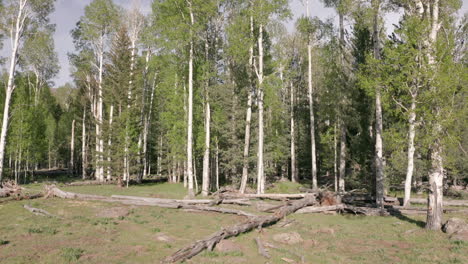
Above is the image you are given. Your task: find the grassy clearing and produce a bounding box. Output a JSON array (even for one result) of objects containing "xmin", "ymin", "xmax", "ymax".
[{"xmin": 0, "ymin": 181, "xmax": 467, "ymax": 263}]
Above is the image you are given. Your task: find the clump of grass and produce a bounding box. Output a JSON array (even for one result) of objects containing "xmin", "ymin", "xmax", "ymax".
[
  {"xmin": 0, "ymin": 239, "xmax": 9, "ymax": 245},
  {"xmin": 61, "ymin": 247, "xmax": 84, "ymax": 263},
  {"xmin": 28, "ymin": 226, "xmax": 58, "ymax": 235},
  {"xmin": 130, "ymin": 218, "xmax": 149, "ymax": 225},
  {"xmin": 151, "ymin": 227, "xmax": 161, "ymax": 233},
  {"xmin": 92, "ymin": 218, "xmax": 117, "ymax": 226}
]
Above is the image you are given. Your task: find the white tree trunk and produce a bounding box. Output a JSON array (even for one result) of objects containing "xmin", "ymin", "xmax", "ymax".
[
  {"xmin": 82, "ymin": 110, "xmax": 87, "ymax": 180},
  {"xmin": 256, "ymin": 24, "xmax": 265, "ymax": 194},
  {"xmin": 107, "ymin": 105, "xmax": 114, "ymax": 181},
  {"xmin": 240, "ymin": 14, "xmax": 255, "ymax": 194},
  {"xmin": 70, "ymin": 119, "xmax": 76, "ymax": 175},
  {"xmin": 403, "ymin": 98, "xmax": 417, "ymax": 207},
  {"xmin": 306, "ymin": 0, "xmax": 317, "ymax": 190},
  {"xmin": 0, "ymin": 1, "xmax": 26, "ymax": 180},
  {"xmin": 334, "ymin": 123, "xmax": 338, "ymax": 192},
  {"xmin": 339, "ymin": 122, "xmax": 346, "ymax": 192},
  {"xmin": 187, "ymin": 1, "xmax": 195, "ymax": 197},
  {"xmin": 96, "ymin": 43, "xmax": 105, "ymax": 182},
  {"xmin": 290, "ymin": 81, "xmax": 297, "ymax": 183},
  {"xmin": 425, "ymin": 0, "xmax": 443, "ymax": 231},
  {"xmin": 202, "ymin": 101, "xmax": 211, "ymax": 196},
  {"xmin": 373, "ymin": 0, "xmax": 385, "ymax": 209}
]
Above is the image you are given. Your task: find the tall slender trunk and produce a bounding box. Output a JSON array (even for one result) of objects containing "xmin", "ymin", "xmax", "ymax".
[
  {"xmin": 257, "ymin": 24, "xmax": 265, "ymax": 194},
  {"xmin": 337, "ymin": 11, "xmax": 346, "ymax": 193},
  {"xmin": 0, "ymin": 1, "xmax": 26, "ymax": 181},
  {"xmin": 82, "ymin": 111, "xmax": 87, "ymax": 180},
  {"xmin": 215, "ymin": 138, "xmax": 219, "ymax": 191},
  {"xmin": 107, "ymin": 105, "xmax": 114, "ymax": 181},
  {"xmin": 403, "ymin": 98, "xmax": 417, "ymax": 207},
  {"xmin": 306, "ymin": 0, "xmax": 317, "ymax": 190},
  {"xmin": 339, "ymin": 122, "xmax": 346, "ymax": 192},
  {"xmin": 240, "ymin": 13, "xmax": 255, "ymax": 194},
  {"xmin": 334, "ymin": 123, "xmax": 338, "ymax": 192},
  {"xmin": 290, "ymin": 81, "xmax": 297, "ymax": 183},
  {"xmin": 372, "ymin": 0, "xmax": 385, "ymax": 209},
  {"xmin": 202, "ymin": 39, "xmax": 211, "ymax": 196},
  {"xmin": 425, "ymin": 0, "xmax": 443, "ymax": 231},
  {"xmin": 70, "ymin": 119, "xmax": 76, "ymax": 176},
  {"xmin": 187, "ymin": 1, "xmax": 195, "ymax": 197},
  {"xmin": 96, "ymin": 39, "xmax": 105, "ymax": 182}
]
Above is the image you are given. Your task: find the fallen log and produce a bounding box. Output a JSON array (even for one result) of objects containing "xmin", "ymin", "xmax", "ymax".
[
  {"xmin": 220, "ymin": 193, "xmax": 308, "ymax": 201},
  {"xmin": 46, "ymin": 186, "xmax": 255, "ymax": 217},
  {"xmin": 255, "ymin": 237, "xmax": 270, "ymax": 259},
  {"xmin": 0, "ymin": 181, "xmax": 23, "ymax": 197},
  {"xmin": 23, "ymin": 204, "xmax": 60, "ymax": 218},
  {"xmin": 343, "ymin": 205, "xmax": 389, "ymax": 216},
  {"xmin": 296, "ymin": 204, "xmax": 345, "ymax": 214},
  {"xmin": 409, "ymin": 198, "xmax": 468, "ymax": 207},
  {"xmin": 111, "ymin": 195, "xmax": 251, "ymax": 206},
  {"xmin": 163, "ymin": 194, "xmax": 317, "ymax": 263}
]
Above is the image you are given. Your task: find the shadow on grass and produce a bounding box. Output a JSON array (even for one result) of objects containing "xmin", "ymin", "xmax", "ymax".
[{"xmin": 390, "ymin": 210, "xmax": 426, "ymax": 228}]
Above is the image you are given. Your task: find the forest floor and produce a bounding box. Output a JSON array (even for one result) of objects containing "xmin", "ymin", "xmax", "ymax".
[{"xmin": 0, "ymin": 179, "xmax": 467, "ymax": 264}]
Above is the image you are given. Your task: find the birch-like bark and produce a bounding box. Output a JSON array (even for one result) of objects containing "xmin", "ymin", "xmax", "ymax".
[
  {"xmin": 403, "ymin": 98, "xmax": 417, "ymax": 207},
  {"xmin": 257, "ymin": 24, "xmax": 265, "ymax": 194},
  {"xmin": 372, "ymin": 0, "xmax": 385, "ymax": 209},
  {"xmin": 215, "ymin": 138, "xmax": 219, "ymax": 191},
  {"xmin": 334, "ymin": 123, "xmax": 338, "ymax": 192},
  {"xmin": 290, "ymin": 81, "xmax": 297, "ymax": 183},
  {"xmin": 82, "ymin": 110, "xmax": 87, "ymax": 180},
  {"xmin": 240, "ymin": 13, "xmax": 255, "ymax": 194},
  {"xmin": 187, "ymin": 1, "xmax": 195, "ymax": 197},
  {"xmin": 70, "ymin": 119, "xmax": 76, "ymax": 175},
  {"xmin": 425, "ymin": 0, "xmax": 443, "ymax": 231},
  {"xmin": 202, "ymin": 38, "xmax": 211, "ymax": 196},
  {"xmin": 306, "ymin": 0, "xmax": 317, "ymax": 190},
  {"xmin": 0, "ymin": 0, "xmax": 27, "ymax": 181},
  {"xmin": 339, "ymin": 122, "xmax": 346, "ymax": 192},
  {"xmin": 96, "ymin": 36, "xmax": 105, "ymax": 182},
  {"xmin": 106, "ymin": 105, "xmax": 114, "ymax": 180}
]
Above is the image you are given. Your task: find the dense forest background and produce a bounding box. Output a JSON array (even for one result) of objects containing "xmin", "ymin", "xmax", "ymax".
[{"xmin": 0, "ymin": 0, "xmax": 466, "ymax": 208}]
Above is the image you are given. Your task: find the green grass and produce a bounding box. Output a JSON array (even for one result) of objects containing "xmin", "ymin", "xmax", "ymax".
[
  {"xmin": 0, "ymin": 181, "xmax": 466, "ymax": 263},
  {"xmin": 266, "ymin": 181, "xmax": 305, "ymax": 194},
  {"xmin": 61, "ymin": 248, "xmax": 84, "ymax": 263}
]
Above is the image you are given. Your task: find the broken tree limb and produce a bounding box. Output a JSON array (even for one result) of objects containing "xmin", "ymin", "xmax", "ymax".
[
  {"xmin": 182, "ymin": 205, "xmax": 256, "ymax": 218},
  {"xmin": 296, "ymin": 204, "xmax": 345, "ymax": 214},
  {"xmin": 255, "ymin": 237, "xmax": 270, "ymax": 258},
  {"xmin": 23, "ymin": 204, "xmax": 60, "ymax": 218},
  {"xmin": 163, "ymin": 194, "xmax": 317, "ymax": 263}
]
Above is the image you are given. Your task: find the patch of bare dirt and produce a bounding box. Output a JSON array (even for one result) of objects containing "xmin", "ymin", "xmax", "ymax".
[
  {"xmin": 272, "ymin": 232, "xmax": 304, "ymax": 245},
  {"xmin": 215, "ymin": 240, "xmax": 242, "ymax": 253},
  {"xmin": 96, "ymin": 207, "xmax": 130, "ymax": 218},
  {"xmin": 155, "ymin": 233, "xmax": 175, "ymax": 243}
]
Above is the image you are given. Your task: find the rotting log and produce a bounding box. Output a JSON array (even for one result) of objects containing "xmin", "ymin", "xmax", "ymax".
[
  {"xmin": 111, "ymin": 195, "xmax": 251, "ymax": 206},
  {"xmin": 45, "ymin": 186, "xmax": 255, "ymax": 217},
  {"xmin": 23, "ymin": 204, "xmax": 60, "ymax": 218},
  {"xmin": 0, "ymin": 181, "xmax": 23, "ymax": 197},
  {"xmin": 220, "ymin": 193, "xmax": 308, "ymax": 201},
  {"xmin": 163, "ymin": 194, "xmax": 317, "ymax": 263},
  {"xmin": 343, "ymin": 205, "xmax": 389, "ymax": 216},
  {"xmin": 296, "ymin": 205, "xmax": 345, "ymax": 214}
]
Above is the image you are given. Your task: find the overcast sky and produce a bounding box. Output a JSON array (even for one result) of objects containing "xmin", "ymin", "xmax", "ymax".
[{"xmin": 4, "ymin": 0, "xmax": 467, "ymax": 88}]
